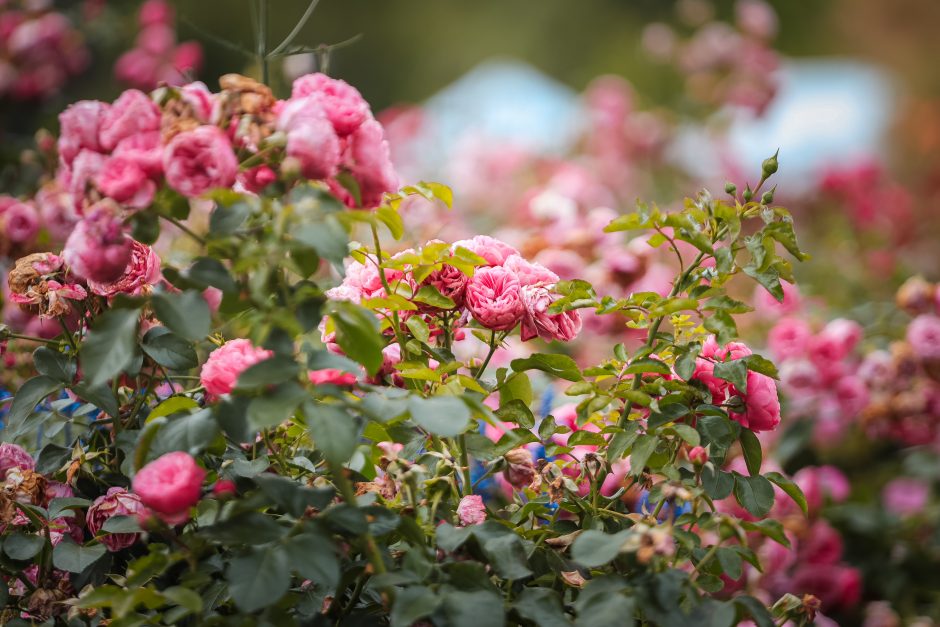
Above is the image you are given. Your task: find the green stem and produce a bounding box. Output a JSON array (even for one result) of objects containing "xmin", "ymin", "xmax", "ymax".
[
  {"xmin": 458, "ymin": 434, "xmax": 472, "ymax": 497},
  {"xmin": 369, "ymin": 223, "xmax": 411, "ymax": 360},
  {"xmin": 159, "ymin": 214, "xmax": 206, "ymax": 246},
  {"xmin": 474, "ymin": 330, "xmax": 499, "ymax": 381},
  {"xmin": 268, "ymin": 0, "xmax": 321, "ymax": 57},
  {"xmin": 258, "ymin": 0, "xmax": 269, "ymax": 85},
  {"xmin": 331, "ymin": 463, "xmax": 389, "ymax": 579},
  {"xmin": 692, "ymin": 542, "xmax": 722, "ymax": 579},
  {"xmin": 6, "ymin": 332, "xmax": 58, "ymax": 345}
]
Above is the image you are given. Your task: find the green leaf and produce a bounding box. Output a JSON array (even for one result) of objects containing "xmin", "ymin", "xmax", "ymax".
[
  {"xmin": 511, "ymin": 353, "xmax": 583, "ymax": 382},
  {"xmin": 305, "ymin": 402, "xmax": 358, "ymax": 465},
  {"xmin": 237, "ymin": 355, "xmax": 300, "ymax": 389},
  {"xmin": 405, "ymin": 316, "xmax": 430, "ymax": 344},
  {"xmin": 764, "ymin": 471, "xmax": 808, "ymax": 515},
  {"xmin": 409, "ymin": 395, "xmax": 471, "ymax": 437},
  {"xmin": 163, "ymin": 586, "xmax": 203, "ymax": 614},
  {"xmin": 672, "ymin": 424, "xmax": 701, "ymax": 446},
  {"xmin": 763, "ymin": 222, "xmax": 809, "ymax": 262},
  {"xmin": 226, "ymin": 545, "xmax": 291, "ymax": 612},
  {"xmin": 285, "ymin": 532, "xmax": 340, "ymax": 590},
  {"xmin": 703, "ymin": 310, "xmax": 737, "ymax": 346},
  {"xmin": 147, "ymin": 396, "xmax": 200, "ymax": 422},
  {"xmin": 743, "ymin": 354, "xmax": 779, "ymax": 379},
  {"xmin": 697, "ymin": 412, "xmax": 737, "ymax": 452},
  {"xmin": 733, "ymin": 473, "xmax": 775, "ymax": 517},
  {"xmin": 482, "ymin": 533, "xmax": 533, "ymax": 579},
  {"xmin": 412, "ymin": 285, "xmax": 456, "ymax": 309},
  {"xmin": 701, "ymin": 466, "xmax": 734, "ymax": 500},
  {"xmin": 392, "ymin": 586, "xmax": 442, "ymax": 627},
  {"xmin": 514, "ymin": 588, "xmax": 572, "ymax": 627},
  {"xmin": 743, "ymin": 265, "xmax": 783, "ymax": 302},
  {"xmin": 151, "ymin": 409, "xmax": 220, "ymax": 457},
  {"xmin": 33, "ymin": 347, "xmax": 76, "ymax": 383},
  {"xmin": 247, "ymin": 382, "xmax": 306, "ymax": 430},
  {"xmin": 80, "ymin": 308, "xmax": 140, "ymax": 388},
  {"xmin": 186, "ymin": 257, "xmax": 237, "ymax": 293},
  {"xmin": 739, "ymin": 429, "xmax": 762, "ymax": 476},
  {"xmin": 734, "ymin": 596, "xmax": 775, "ymax": 627},
  {"xmin": 151, "ymin": 289, "xmax": 210, "ymax": 341},
  {"xmin": 329, "ymin": 302, "xmax": 384, "ymax": 375},
  {"xmin": 53, "ymin": 539, "xmax": 107, "ymax": 573},
  {"xmin": 713, "ymin": 359, "xmax": 748, "ymax": 394},
  {"xmin": 741, "ymin": 519, "xmax": 790, "ymax": 547},
  {"xmin": 141, "ymin": 327, "xmax": 198, "ymax": 370},
  {"xmin": 624, "ymin": 357, "xmax": 671, "ymax": 375},
  {"xmin": 293, "ymin": 217, "xmax": 349, "ymax": 269},
  {"xmin": 629, "ymin": 434, "xmax": 658, "ymax": 476},
  {"xmin": 209, "ymin": 197, "xmax": 251, "ymax": 235},
  {"xmin": 4, "ymin": 375, "xmax": 60, "ymax": 436},
  {"xmin": 716, "ymin": 547, "xmax": 743, "ymax": 580},
  {"xmin": 47, "ymin": 497, "xmax": 91, "ymax": 520},
  {"xmin": 443, "ymin": 590, "xmax": 505, "ymax": 627},
  {"xmin": 3, "ymin": 532, "xmax": 45, "ymax": 560},
  {"xmin": 496, "ymin": 399, "xmax": 535, "ymax": 430},
  {"xmin": 500, "ymin": 372, "xmax": 533, "ymax": 406},
  {"xmin": 572, "ymin": 529, "xmax": 631, "ymax": 567},
  {"xmin": 101, "ymin": 516, "xmax": 142, "ymax": 534}
]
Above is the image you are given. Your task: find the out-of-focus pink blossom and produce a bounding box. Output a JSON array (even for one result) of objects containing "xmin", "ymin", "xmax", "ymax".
[
  {"xmin": 163, "ymin": 126, "xmax": 239, "ymax": 198},
  {"xmin": 200, "ymin": 339, "xmax": 274, "ymax": 397},
  {"xmin": 882, "ymin": 477, "xmax": 930, "ymax": 517}
]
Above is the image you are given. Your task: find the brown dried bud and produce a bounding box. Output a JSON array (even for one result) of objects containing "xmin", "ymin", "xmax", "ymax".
[
  {"xmin": 560, "ymin": 570, "xmax": 587, "ymax": 588},
  {"xmin": 896, "ymin": 276, "xmax": 937, "ymax": 316},
  {"xmin": 5, "ymin": 467, "xmax": 48, "ymax": 506},
  {"xmin": 801, "ymin": 594, "xmax": 822, "ymax": 622},
  {"xmin": 503, "ymin": 447, "xmax": 538, "ymax": 490},
  {"xmin": 26, "ymin": 587, "xmax": 69, "ymax": 619}
]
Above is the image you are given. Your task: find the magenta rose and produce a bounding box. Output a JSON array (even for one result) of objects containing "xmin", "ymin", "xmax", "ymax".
[
  {"xmin": 789, "ymin": 565, "xmax": 861, "ymax": 613},
  {"xmin": 132, "ymin": 452, "xmax": 205, "ymax": 525},
  {"xmin": 883, "ymin": 477, "xmax": 929, "ymax": 517},
  {"xmin": 95, "ymin": 156, "xmax": 156, "ymax": 209},
  {"xmin": 63, "ymin": 203, "xmax": 134, "ymax": 284},
  {"xmin": 200, "ymin": 339, "xmax": 274, "ymax": 397},
  {"xmin": 420, "ymin": 263, "xmax": 469, "ymax": 310},
  {"xmin": 98, "ymin": 89, "xmax": 162, "ymax": 151},
  {"xmin": 345, "ymin": 119, "xmax": 399, "ymax": 207},
  {"xmin": 0, "ymin": 443, "xmax": 35, "ymax": 479},
  {"xmin": 907, "ymin": 314, "xmax": 940, "ymax": 361},
  {"xmin": 291, "ymin": 72, "xmax": 370, "ymax": 136},
  {"xmin": 456, "ymin": 494, "xmax": 486, "ymax": 526},
  {"xmin": 308, "ymin": 368, "xmax": 357, "ymax": 387},
  {"xmin": 87, "ymin": 239, "xmax": 162, "ymax": 297},
  {"xmin": 730, "ymin": 370, "xmax": 781, "ymax": 432},
  {"xmin": 163, "ymin": 125, "xmax": 238, "ymax": 198},
  {"xmin": 57, "ymin": 100, "xmax": 108, "ymax": 165},
  {"xmin": 86, "ymin": 487, "xmax": 146, "ymax": 551},
  {"xmin": 465, "ymin": 266, "xmax": 525, "ymax": 331},
  {"xmin": 452, "ymin": 235, "xmax": 519, "ymax": 267}
]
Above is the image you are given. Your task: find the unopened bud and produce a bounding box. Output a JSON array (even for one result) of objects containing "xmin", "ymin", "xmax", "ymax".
[
  {"xmin": 761, "ymin": 149, "xmax": 779, "ymax": 177},
  {"xmin": 761, "ymin": 185, "xmax": 776, "ymax": 205},
  {"xmin": 724, "ymin": 182, "xmax": 737, "ymax": 196},
  {"xmin": 743, "ymin": 184, "xmax": 753, "ymax": 202},
  {"xmin": 688, "ymin": 446, "xmax": 709, "ymax": 466}
]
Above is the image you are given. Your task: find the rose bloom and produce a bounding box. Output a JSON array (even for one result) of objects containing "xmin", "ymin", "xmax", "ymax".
[
  {"xmin": 730, "ymin": 371, "xmax": 781, "ymax": 433},
  {"xmin": 291, "ymin": 72, "xmax": 370, "ymax": 136},
  {"xmin": 688, "ymin": 446, "xmax": 708, "ymax": 465},
  {"xmin": 465, "ymin": 265, "xmax": 525, "ymax": 331},
  {"xmin": 86, "ymin": 487, "xmax": 146, "ymax": 551},
  {"xmin": 98, "ymin": 89, "xmax": 162, "ymax": 151},
  {"xmin": 112, "ymin": 131, "xmax": 163, "ymax": 177},
  {"xmin": 284, "ymin": 113, "xmax": 341, "ymax": 180},
  {"xmin": 212, "ymin": 479, "xmax": 237, "ymax": 498},
  {"xmin": 200, "ymin": 338, "xmax": 274, "ymax": 397},
  {"xmin": 163, "ymin": 125, "xmax": 239, "ymax": 198},
  {"xmin": 87, "ymin": 239, "xmax": 162, "ymax": 297},
  {"xmin": 132, "ymin": 451, "xmax": 206, "ymax": 524},
  {"xmin": 452, "ymin": 235, "xmax": 519, "ymax": 267},
  {"xmin": 345, "ymin": 118, "xmax": 399, "ymax": 207},
  {"xmin": 95, "ymin": 156, "xmax": 156, "ymax": 209},
  {"xmin": 420, "ymin": 264, "xmax": 469, "ymax": 309},
  {"xmin": 882, "ymin": 477, "xmax": 930, "ymax": 517},
  {"xmin": 456, "ymin": 494, "xmax": 487, "ymax": 526},
  {"xmin": 57, "ymin": 100, "xmax": 108, "ymax": 166},
  {"xmin": 308, "ymin": 368, "xmax": 357, "ymax": 387},
  {"xmin": 0, "ymin": 199, "xmax": 40, "ymax": 243},
  {"xmin": 519, "ymin": 284, "xmax": 582, "ymax": 343},
  {"xmin": 503, "ymin": 448, "xmax": 537, "ymax": 490},
  {"xmin": 0, "ymin": 442, "xmax": 35, "ymax": 479},
  {"xmin": 503, "ymin": 254, "xmax": 559, "ymax": 287},
  {"xmin": 907, "ymin": 314, "xmax": 940, "ymax": 361},
  {"xmin": 62, "ymin": 202, "xmax": 133, "ymax": 283},
  {"xmin": 767, "ymin": 317, "xmax": 812, "ymax": 361}
]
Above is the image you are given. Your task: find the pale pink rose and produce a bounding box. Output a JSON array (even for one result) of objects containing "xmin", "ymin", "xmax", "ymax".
[
  {"xmin": 63, "ymin": 203, "xmax": 133, "ymax": 283},
  {"xmin": 95, "ymin": 156, "xmax": 156, "ymax": 209},
  {"xmin": 452, "ymin": 235, "xmax": 519, "ymax": 267},
  {"xmin": 86, "ymin": 487, "xmax": 146, "ymax": 551},
  {"xmin": 883, "ymin": 477, "xmax": 929, "ymax": 517},
  {"xmin": 202, "ymin": 286, "xmax": 223, "ymax": 313},
  {"xmin": 820, "ymin": 318, "xmax": 864, "ymax": 355},
  {"xmin": 345, "ymin": 118, "xmax": 399, "ymax": 207},
  {"xmin": 61, "ymin": 149, "xmax": 107, "ymax": 212},
  {"xmin": 456, "ymin": 494, "xmax": 486, "ymax": 526},
  {"xmin": 533, "ymin": 248, "xmax": 586, "ymax": 281},
  {"xmin": 735, "ymin": 0, "xmax": 778, "ymax": 39},
  {"xmin": 98, "ymin": 89, "xmax": 162, "ymax": 151},
  {"xmin": 729, "ymin": 371, "xmax": 781, "ymax": 432},
  {"xmin": 308, "ymin": 368, "xmax": 357, "ymax": 387},
  {"xmin": 35, "ymin": 183, "xmax": 79, "ymax": 241},
  {"xmin": 163, "ymin": 125, "xmax": 238, "ymax": 198},
  {"xmin": 503, "ymin": 254, "xmax": 559, "ymax": 286},
  {"xmin": 0, "ymin": 200, "xmax": 39, "ymax": 242},
  {"xmin": 768, "ymin": 317, "xmax": 812, "ymax": 361},
  {"xmin": 132, "ymin": 451, "xmax": 205, "ymax": 524},
  {"xmin": 466, "ymin": 266, "xmax": 525, "ymax": 331},
  {"xmin": 291, "ymin": 73, "xmax": 371, "ymax": 136},
  {"xmin": 200, "ymin": 338, "xmax": 274, "ymax": 397},
  {"xmin": 87, "ymin": 239, "xmax": 162, "ymax": 297},
  {"xmin": 284, "ymin": 112, "xmax": 341, "ymax": 180},
  {"xmin": 112, "ymin": 131, "xmax": 163, "ymax": 177},
  {"xmin": 519, "ymin": 284, "xmax": 582, "ymax": 342},
  {"xmin": 57, "ymin": 100, "xmax": 108, "ymax": 165},
  {"xmin": 907, "ymin": 314, "xmax": 940, "ymax": 361},
  {"xmin": 179, "ymin": 81, "xmax": 215, "ymax": 122},
  {"xmin": 0, "ymin": 443, "xmax": 34, "ymax": 479}
]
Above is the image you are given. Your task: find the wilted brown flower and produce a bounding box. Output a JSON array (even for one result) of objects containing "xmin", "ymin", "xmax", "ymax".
[
  {"xmin": 503, "ymin": 447, "xmax": 539, "ymax": 490},
  {"xmin": 4, "ymin": 467, "xmax": 48, "ymax": 506},
  {"xmin": 7, "ymin": 253, "xmax": 86, "ymax": 318}
]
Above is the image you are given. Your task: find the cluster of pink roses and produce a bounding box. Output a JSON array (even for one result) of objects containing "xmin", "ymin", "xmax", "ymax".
[
  {"xmin": 693, "ymin": 336, "xmax": 782, "ymax": 433},
  {"xmin": 0, "ymin": 0, "xmax": 89, "ymax": 101},
  {"xmin": 114, "ymin": 0, "xmax": 203, "ymax": 92}
]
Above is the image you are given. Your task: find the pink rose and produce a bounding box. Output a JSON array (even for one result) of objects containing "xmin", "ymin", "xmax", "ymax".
[
  {"xmin": 456, "ymin": 494, "xmax": 486, "ymax": 526},
  {"xmin": 688, "ymin": 446, "xmax": 708, "ymax": 465},
  {"xmin": 0, "ymin": 199, "xmax": 39, "ymax": 243},
  {"xmin": 163, "ymin": 125, "xmax": 239, "ymax": 198},
  {"xmin": 834, "ymin": 375, "xmax": 869, "ymax": 417},
  {"xmin": 95, "ymin": 156, "xmax": 156, "ymax": 209},
  {"xmin": 883, "ymin": 477, "xmax": 929, "ymax": 517},
  {"xmin": 730, "ymin": 371, "xmax": 781, "ymax": 432},
  {"xmin": 701, "ymin": 336, "xmax": 752, "ymax": 361},
  {"xmin": 61, "ymin": 149, "xmax": 107, "ymax": 212},
  {"xmin": 519, "ymin": 284, "xmax": 582, "ymax": 343},
  {"xmin": 212, "ymin": 479, "xmax": 237, "ymax": 498},
  {"xmin": 86, "ymin": 487, "xmax": 146, "ymax": 551},
  {"xmin": 63, "ymin": 203, "xmax": 134, "ymax": 283},
  {"xmin": 238, "ymin": 165, "xmax": 277, "ymax": 194},
  {"xmin": 98, "ymin": 89, "xmax": 162, "ymax": 151},
  {"xmin": 790, "ymin": 565, "xmax": 861, "ymax": 613},
  {"xmin": 179, "ymin": 81, "xmax": 215, "ymax": 122},
  {"xmin": 282, "ymin": 109, "xmax": 341, "ymax": 180},
  {"xmin": 200, "ymin": 338, "xmax": 274, "ymax": 397},
  {"xmin": 132, "ymin": 451, "xmax": 205, "ymax": 524},
  {"xmin": 112, "ymin": 131, "xmax": 163, "ymax": 177},
  {"xmin": 767, "ymin": 317, "xmax": 812, "ymax": 361},
  {"xmin": 907, "ymin": 314, "xmax": 940, "ymax": 361},
  {"xmin": 0, "ymin": 443, "xmax": 34, "ymax": 479},
  {"xmin": 57, "ymin": 100, "xmax": 108, "ymax": 165},
  {"xmin": 799, "ymin": 520, "xmax": 843, "ymax": 566},
  {"xmin": 308, "ymin": 368, "xmax": 357, "ymax": 387},
  {"xmin": 139, "ymin": 0, "xmax": 174, "ymax": 27},
  {"xmin": 420, "ymin": 264, "xmax": 469, "ymax": 310},
  {"xmin": 754, "ymin": 280, "xmax": 801, "ymax": 317},
  {"xmin": 345, "ymin": 119, "xmax": 399, "ymax": 207},
  {"xmin": 466, "ymin": 266, "xmax": 525, "ymax": 331},
  {"xmin": 35, "ymin": 184, "xmax": 79, "ymax": 242},
  {"xmin": 87, "ymin": 239, "xmax": 162, "ymax": 297},
  {"xmin": 503, "ymin": 254, "xmax": 559, "ymax": 286},
  {"xmin": 291, "ymin": 73, "xmax": 371, "ymax": 136},
  {"xmin": 452, "ymin": 235, "xmax": 519, "ymax": 267},
  {"xmin": 821, "ymin": 318, "xmax": 863, "ymax": 354}
]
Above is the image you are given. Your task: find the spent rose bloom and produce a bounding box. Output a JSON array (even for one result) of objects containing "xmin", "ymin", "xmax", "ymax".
[
  {"xmin": 308, "ymin": 368, "xmax": 357, "ymax": 387},
  {"xmin": 132, "ymin": 451, "xmax": 205, "ymax": 524},
  {"xmin": 907, "ymin": 314, "xmax": 940, "ymax": 361},
  {"xmin": 200, "ymin": 339, "xmax": 274, "ymax": 397},
  {"xmin": 0, "ymin": 442, "xmax": 35, "ymax": 479},
  {"xmin": 62, "ymin": 202, "xmax": 133, "ymax": 283},
  {"xmin": 291, "ymin": 72, "xmax": 371, "ymax": 136},
  {"xmin": 98, "ymin": 89, "xmax": 162, "ymax": 151},
  {"xmin": 86, "ymin": 487, "xmax": 146, "ymax": 551},
  {"xmin": 503, "ymin": 448, "xmax": 538, "ymax": 490},
  {"xmin": 456, "ymin": 494, "xmax": 487, "ymax": 526},
  {"xmin": 87, "ymin": 239, "xmax": 162, "ymax": 297},
  {"xmin": 466, "ymin": 265, "xmax": 525, "ymax": 331},
  {"xmin": 453, "ymin": 235, "xmax": 519, "ymax": 267},
  {"xmin": 163, "ymin": 125, "xmax": 239, "ymax": 198}
]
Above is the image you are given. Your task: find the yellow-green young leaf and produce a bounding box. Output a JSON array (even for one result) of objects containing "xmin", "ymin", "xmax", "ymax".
[
  {"xmin": 418, "ymin": 181, "xmax": 454, "ymax": 208},
  {"xmin": 511, "ymin": 354, "xmax": 583, "ymax": 382},
  {"xmin": 376, "ymin": 206, "xmax": 404, "ymax": 239},
  {"xmin": 147, "ymin": 396, "xmax": 200, "ymax": 422},
  {"xmin": 412, "ymin": 286, "xmax": 456, "ymax": 309},
  {"xmin": 405, "ymin": 316, "xmax": 430, "ymax": 343}
]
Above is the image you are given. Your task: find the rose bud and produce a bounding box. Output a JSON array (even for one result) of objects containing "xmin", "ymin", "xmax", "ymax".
[
  {"xmin": 503, "ymin": 448, "xmax": 538, "ymax": 490},
  {"xmin": 688, "ymin": 446, "xmax": 709, "ymax": 466}
]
